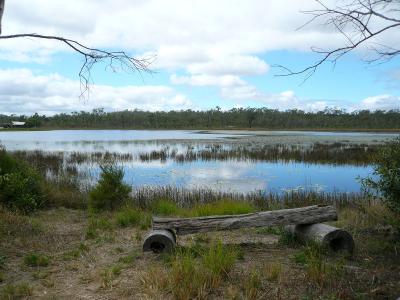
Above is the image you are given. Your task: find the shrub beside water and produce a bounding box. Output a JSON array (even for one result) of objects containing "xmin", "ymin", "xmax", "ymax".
[
  {"xmin": 89, "ymin": 165, "xmax": 132, "ymax": 211},
  {"xmin": 362, "ymin": 137, "xmax": 400, "ymax": 214},
  {"xmin": 0, "ymin": 148, "xmax": 46, "ymax": 213}
]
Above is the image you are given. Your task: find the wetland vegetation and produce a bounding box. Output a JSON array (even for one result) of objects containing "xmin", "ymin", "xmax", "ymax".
[{"xmin": 0, "ymin": 130, "xmax": 399, "ymax": 299}]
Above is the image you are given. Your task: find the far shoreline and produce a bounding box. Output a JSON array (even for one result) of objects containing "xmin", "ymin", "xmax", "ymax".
[{"xmin": 1, "ymin": 127, "xmax": 400, "ymax": 134}]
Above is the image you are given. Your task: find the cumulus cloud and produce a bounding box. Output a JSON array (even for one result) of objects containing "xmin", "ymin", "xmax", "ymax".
[
  {"xmin": 356, "ymin": 95, "xmax": 400, "ymax": 111},
  {"xmin": 0, "ymin": 0, "xmax": 366, "ymax": 65},
  {"xmin": 0, "ymin": 69, "xmax": 193, "ymax": 115}
]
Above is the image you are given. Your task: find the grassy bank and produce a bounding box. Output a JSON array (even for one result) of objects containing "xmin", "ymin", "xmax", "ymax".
[{"xmin": 0, "ymin": 199, "xmax": 399, "ymax": 299}]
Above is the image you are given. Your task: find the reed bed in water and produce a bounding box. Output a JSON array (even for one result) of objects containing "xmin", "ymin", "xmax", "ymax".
[
  {"xmin": 132, "ymin": 186, "xmax": 365, "ymax": 211},
  {"xmin": 138, "ymin": 142, "xmax": 380, "ymax": 165}
]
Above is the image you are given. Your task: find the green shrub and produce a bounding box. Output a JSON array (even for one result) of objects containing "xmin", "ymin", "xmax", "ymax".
[
  {"xmin": 89, "ymin": 165, "xmax": 132, "ymax": 211},
  {"xmin": 362, "ymin": 137, "xmax": 400, "ymax": 214},
  {"xmin": 23, "ymin": 253, "xmax": 49, "ymax": 267},
  {"xmin": 0, "ymin": 148, "xmax": 46, "ymax": 213}
]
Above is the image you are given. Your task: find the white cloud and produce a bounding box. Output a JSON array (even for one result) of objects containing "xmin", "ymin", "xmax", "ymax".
[
  {"xmin": 0, "ymin": 69, "xmax": 193, "ymax": 115},
  {"xmin": 357, "ymin": 95, "xmax": 400, "ymax": 111},
  {"xmin": 187, "ymin": 55, "xmax": 269, "ymax": 76},
  {"xmin": 0, "ymin": 0, "xmax": 372, "ymax": 65},
  {"xmin": 171, "ymin": 74, "xmax": 245, "ymax": 87}
]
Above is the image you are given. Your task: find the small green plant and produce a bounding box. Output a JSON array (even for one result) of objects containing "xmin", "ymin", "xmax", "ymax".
[
  {"xmin": 63, "ymin": 243, "xmax": 89, "ymax": 260},
  {"xmin": 89, "ymin": 164, "xmax": 132, "ymax": 211},
  {"xmin": 0, "ymin": 282, "xmax": 33, "ymax": 299},
  {"xmin": 118, "ymin": 251, "xmax": 140, "ymax": 264},
  {"xmin": 202, "ymin": 240, "xmax": 238, "ymax": 278},
  {"xmin": 23, "ymin": 253, "xmax": 49, "ymax": 267}
]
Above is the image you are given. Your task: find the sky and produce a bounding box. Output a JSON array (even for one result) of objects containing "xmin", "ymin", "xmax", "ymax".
[{"xmin": 0, "ymin": 0, "xmax": 399, "ymax": 115}]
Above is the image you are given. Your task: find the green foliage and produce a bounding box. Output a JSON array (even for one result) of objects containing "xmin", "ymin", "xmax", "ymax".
[
  {"xmin": 115, "ymin": 207, "xmax": 151, "ymax": 229},
  {"xmin": 189, "ymin": 199, "xmax": 255, "ymax": 217},
  {"xmin": 0, "ymin": 282, "xmax": 33, "ymax": 299},
  {"xmin": 0, "ymin": 148, "xmax": 46, "ymax": 213},
  {"xmin": 151, "ymin": 198, "xmax": 182, "ymax": 216},
  {"xmin": 160, "ymin": 241, "xmax": 239, "ymax": 299},
  {"xmin": 293, "ymin": 243, "xmax": 345, "ymax": 288},
  {"xmin": 7, "ymin": 107, "xmax": 400, "ymax": 130},
  {"xmin": 362, "ymin": 137, "xmax": 400, "ymax": 214},
  {"xmin": 23, "ymin": 253, "xmax": 49, "ymax": 267},
  {"xmin": 89, "ymin": 164, "xmax": 132, "ymax": 211},
  {"xmin": 202, "ymin": 241, "xmax": 238, "ymax": 277},
  {"xmin": 85, "ymin": 215, "xmax": 114, "ymax": 239},
  {"xmin": 115, "ymin": 207, "xmax": 141, "ymax": 227}
]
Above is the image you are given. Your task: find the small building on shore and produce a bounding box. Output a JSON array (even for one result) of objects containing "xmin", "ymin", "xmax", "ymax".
[{"xmin": 0, "ymin": 121, "xmax": 27, "ymax": 128}]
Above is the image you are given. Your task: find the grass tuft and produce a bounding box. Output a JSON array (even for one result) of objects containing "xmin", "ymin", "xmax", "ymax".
[{"xmin": 23, "ymin": 253, "xmax": 49, "ymax": 267}]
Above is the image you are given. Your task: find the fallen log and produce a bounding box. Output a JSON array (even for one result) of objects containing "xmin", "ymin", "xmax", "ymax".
[
  {"xmin": 153, "ymin": 205, "xmax": 337, "ymax": 235},
  {"xmin": 285, "ymin": 223, "xmax": 354, "ymax": 253}
]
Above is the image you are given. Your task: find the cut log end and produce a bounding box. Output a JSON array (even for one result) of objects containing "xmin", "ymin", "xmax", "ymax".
[
  {"xmin": 286, "ymin": 223, "xmax": 355, "ymax": 253},
  {"xmin": 143, "ymin": 229, "xmax": 176, "ymax": 253}
]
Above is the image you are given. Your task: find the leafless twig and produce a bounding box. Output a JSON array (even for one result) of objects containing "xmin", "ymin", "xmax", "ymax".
[{"xmin": 274, "ymin": 0, "xmax": 400, "ymax": 78}]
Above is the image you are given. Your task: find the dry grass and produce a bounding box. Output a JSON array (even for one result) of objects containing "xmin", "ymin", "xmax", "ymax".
[{"xmin": 0, "ymin": 201, "xmax": 399, "ymax": 299}]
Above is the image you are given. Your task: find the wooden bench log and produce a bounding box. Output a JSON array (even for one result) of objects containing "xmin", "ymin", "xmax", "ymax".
[
  {"xmin": 285, "ymin": 223, "xmax": 354, "ymax": 253},
  {"xmin": 153, "ymin": 205, "xmax": 337, "ymax": 235}
]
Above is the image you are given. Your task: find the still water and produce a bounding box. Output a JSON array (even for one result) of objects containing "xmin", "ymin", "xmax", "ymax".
[{"xmin": 0, "ymin": 130, "xmax": 387, "ymax": 194}]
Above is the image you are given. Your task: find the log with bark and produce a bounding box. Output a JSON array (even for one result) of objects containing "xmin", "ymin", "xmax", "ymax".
[{"xmin": 153, "ymin": 205, "xmax": 337, "ymax": 235}]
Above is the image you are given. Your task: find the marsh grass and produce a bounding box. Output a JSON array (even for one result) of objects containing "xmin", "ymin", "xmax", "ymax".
[{"xmin": 138, "ymin": 142, "xmax": 379, "ymax": 165}]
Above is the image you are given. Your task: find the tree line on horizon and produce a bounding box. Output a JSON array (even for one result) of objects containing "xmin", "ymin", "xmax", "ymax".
[{"xmin": 1, "ymin": 107, "xmax": 400, "ymax": 130}]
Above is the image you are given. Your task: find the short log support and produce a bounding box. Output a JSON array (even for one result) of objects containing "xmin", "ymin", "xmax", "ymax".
[
  {"xmin": 143, "ymin": 229, "xmax": 176, "ymax": 253},
  {"xmin": 285, "ymin": 223, "xmax": 355, "ymax": 253}
]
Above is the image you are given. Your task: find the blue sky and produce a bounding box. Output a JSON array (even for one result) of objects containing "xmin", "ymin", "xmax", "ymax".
[{"xmin": 0, "ymin": 0, "xmax": 399, "ymax": 115}]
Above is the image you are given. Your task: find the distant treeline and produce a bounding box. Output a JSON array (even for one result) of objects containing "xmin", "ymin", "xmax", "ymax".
[{"xmin": 2, "ymin": 107, "xmax": 400, "ymax": 130}]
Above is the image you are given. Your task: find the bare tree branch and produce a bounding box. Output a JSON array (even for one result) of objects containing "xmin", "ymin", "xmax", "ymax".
[
  {"xmin": 0, "ymin": 0, "xmax": 154, "ymax": 98},
  {"xmin": 275, "ymin": 0, "xmax": 400, "ymax": 78}
]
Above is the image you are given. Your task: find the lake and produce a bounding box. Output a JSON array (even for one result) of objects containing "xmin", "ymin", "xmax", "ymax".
[{"xmin": 1, "ymin": 130, "xmax": 396, "ymax": 194}]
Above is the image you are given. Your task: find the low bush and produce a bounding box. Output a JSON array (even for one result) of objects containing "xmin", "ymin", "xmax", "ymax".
[
  {"xmin": 362, "ymin": 137, "xmax": 400, "ymax": 214},
  {"xmin": 89, "ymin": 164, "xmax": 132, "ymax": 211},
  {"xmin": 0, "ymin": 148, "xmax": 46, "ymax": 213},
  {"xmin": 115, "ymin": 207, "xmax": 142, "ymax": 227}
]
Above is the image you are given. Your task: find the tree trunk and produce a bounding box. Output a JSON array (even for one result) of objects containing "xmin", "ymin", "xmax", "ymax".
[
  {"xmin": 153, "ymin": 205, "xmax": 337, "ymax": 235},
  {"xmin": 285, "ymin": 223, "xmax": 354, "ymax": 253}
]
